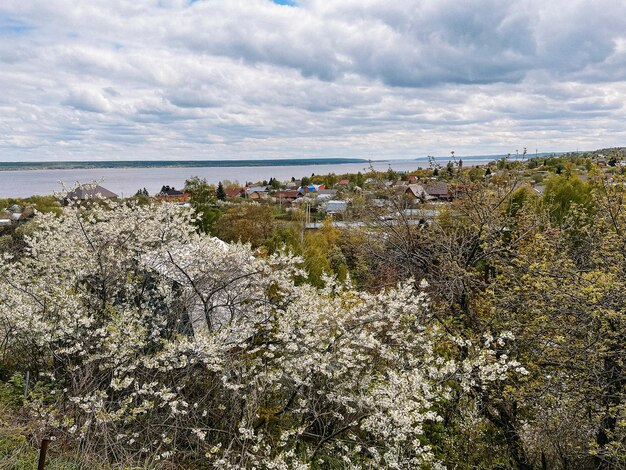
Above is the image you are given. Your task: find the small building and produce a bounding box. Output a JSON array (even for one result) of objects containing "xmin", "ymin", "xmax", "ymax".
[
  {"xmin": 224, "ymin": 188, "xmax": 244, "ymax": 198},
  {"xmin": 405, "ymin": 184, "xmax": 431, "ymax": 201},
  {"xmin": 325, "ymin": 200, "xmax": 348, "ymax": 214},
  {"xmin": 155, "ymin": 187, "xmax": 189, "ymax": 203},
  {"xmin": 247, "ymin": 186, "xmax": 268, "ymax": 194},
  {"xmin": 19, "ymin": 207, "xmax": 35, "ymax": 221},
  {"xmin": 0, "ymin": 206, "xmax": 35, "ymax": 227},
  {"xmin": 160, "ymin": 187, "xmax": 184, "ymax": 197},
  {"xmin": 247, "ymin": 192, "xmax": 268, "ymax": 201},
  {"xmin": 0, "ymin": 210, "xmax": 11, "ymax": 228},
  {"xmin": 245, "ymin": 186, "xmax": 269, "ymax": 200},
  {"xmin": 425, "ymin": 182, "xmax": 451, "ymax": 201},
  {"xmin": 316, "ymin": 189, "xmax": 338, "ymax": 201},
  {"xmin": 275, "ymin": 190, "xmax": 301, "ymax": 205},
  {"xmin": 298, "ymin": 184, "xmax": 325, "ymax": 194}
]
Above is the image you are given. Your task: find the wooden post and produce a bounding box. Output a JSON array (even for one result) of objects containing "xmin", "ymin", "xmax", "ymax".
[{"xmin": 38, "ymin": 438, "xmax": 51, "ymax": 470}]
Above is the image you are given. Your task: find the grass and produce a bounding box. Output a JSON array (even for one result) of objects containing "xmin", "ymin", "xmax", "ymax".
[{"xmin": 0, "ymin": 424, "xmax": 88, "ymax": 470}]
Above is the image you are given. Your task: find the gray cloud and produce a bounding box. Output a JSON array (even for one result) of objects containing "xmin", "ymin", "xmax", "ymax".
[{"xmin": 0, "ymin": 0, "xmax": 625, "ymax": 161}]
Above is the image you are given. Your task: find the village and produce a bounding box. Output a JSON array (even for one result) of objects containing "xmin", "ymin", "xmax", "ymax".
[
  {"xmin": 0, "ymin": 169, "xmax": 456, "ymax": 234},
  {"xmin": 1, "ymin": 149, "xmax": 623, "ymax": 237}
]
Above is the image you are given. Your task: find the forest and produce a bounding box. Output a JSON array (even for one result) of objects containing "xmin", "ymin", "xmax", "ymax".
[{"xmin": 0, "ymin": 150, "xmax": 625, "ymax": 469}]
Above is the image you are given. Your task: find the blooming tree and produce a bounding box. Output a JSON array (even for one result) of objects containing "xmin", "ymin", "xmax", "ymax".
[{"xmin": 0, "ymin": 200, "xmax": 523, "ymax": 468}]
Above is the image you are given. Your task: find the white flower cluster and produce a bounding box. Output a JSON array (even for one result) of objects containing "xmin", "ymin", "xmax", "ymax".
[{"xmin": 0, "ymin": 200, "xmax": 525, "ymax": 468}]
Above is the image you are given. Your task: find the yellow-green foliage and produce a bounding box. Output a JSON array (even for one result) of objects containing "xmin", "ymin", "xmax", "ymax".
[
  {"xmin": 0, "ymin": 196, "xmax": 62, "ymax": 216},
  {"xmin": 213, "ymin": 204, "xmax": 275, "ymax": 247},
  {"xmin": 543, "ymin": 173, "xmax": 593, "ymax": 224}
]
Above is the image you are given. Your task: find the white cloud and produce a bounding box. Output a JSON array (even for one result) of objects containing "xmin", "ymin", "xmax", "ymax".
[
  {"xmin": 0, "ymin": 0, "xmax": 625, "ymax": 161},
  {"xmin": 63, "ymin": 88, "xmax": 112, "ymax": 113}
]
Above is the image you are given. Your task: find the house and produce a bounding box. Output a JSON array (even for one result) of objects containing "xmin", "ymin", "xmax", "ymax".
[
  {"xmin": 245, "ymin": 186, "xmax": 269, "ymax": 201},
  {"xmin": 247, "ymin": 191, "xmax": 269, "ymax": 201},
  {"xmin": 17, "ymin": 207, "xmax": 34, "ymax": 223},
  {"xmin": 159, "ymin": 187, "xmax": 184, "ymax": 197},
  {"xmin": 316, "ymin": 189, "xmax": 338, "ymax": 201},
  {"xmin": 65, "ymin": 184, "xmax": 118, "ymax": 201},
  {"xmin": 156, "ymin": 186, "xmax": 189, "ymax": 203},
  {"xmin": 337, "ymin": 179, "xmax": 350, "ymax": 187},
  {"xmin": 325, "ymin": 200, "xmax": 348, "ymax": 214},
  {"xmin": 298, "ymin": 184, "xmax": 325, "ymax": 194},
  {"xmin": 405, "ymin": 184, "xmax": 431, "ymax": 201},
  {"xmin": 425, "ymin": 182, "xmax": 451, "ymax": 201},
  {"xmin": 0, "ymin": 210, "xmax": 11, "ymax": 228},
  {"xmin": 408, "ymin": 175, "xmax": 418, "ymax": 183},
  {"xmin": 247, "ymin": 186, "xmax": 268, "ymax": 193},
  {"xmin": 0, "ymin": 206, "xmax": 35, "ymax": 228},
  {"xmin": 224, "ymin": 188, "xmax": 244, "ymax": 198},
  {"xmin": 274, "ymin": 190, "xmax": 301, "ymax": 205}
]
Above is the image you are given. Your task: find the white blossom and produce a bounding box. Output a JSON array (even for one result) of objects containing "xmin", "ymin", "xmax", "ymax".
[{"xmin": 0, "ymin": 200, "xmax": 524, "ymax": 468}]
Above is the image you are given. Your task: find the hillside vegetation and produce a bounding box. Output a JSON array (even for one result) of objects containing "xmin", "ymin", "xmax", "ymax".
[{"xmin": 1, "ymin": 152, "xmax": 626, "ymax": 468}]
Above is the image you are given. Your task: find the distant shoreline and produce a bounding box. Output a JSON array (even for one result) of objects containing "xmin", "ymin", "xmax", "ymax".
[
  {"xmin": 0, "ymin": 152, "xmax": 567, "ymax": 172},
  {"xmin": 0, "ymin": 158, "xmax": 370, "ymax": 172}
]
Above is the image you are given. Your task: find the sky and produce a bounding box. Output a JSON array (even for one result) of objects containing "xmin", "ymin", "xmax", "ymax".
[{"xmin": 1, "ymin": 0, "xmax": 626, "ymax": 162}]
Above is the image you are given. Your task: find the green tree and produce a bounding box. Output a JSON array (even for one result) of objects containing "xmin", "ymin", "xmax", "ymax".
[
  {"xmin": 543, "ymin": 174, "xmax": 594, "ymax": 225},
  {"xmin": 216, "ymin": 181, "xmax": 226, "ymax": 201},
  {"xmin": 353, "ymin": 171, "xmax": 365, "ymax": 187},
  {"xmin": 184, "ymin": 177, "xmax": 222, "ymax": 233},
  {"xmin": 213, "ymin": 204, "xmax": 275, "ymax": 248},
  {"xmin": 506, "ymin": 186, "xmax": 538, "ymax": 218},
  {"xmin": 268, "ymin": 178, "xmax": 281, "ymax": 190},
  {"xmin": 323, "ymin": 173, "xmax": 338, "ymax": 188}
]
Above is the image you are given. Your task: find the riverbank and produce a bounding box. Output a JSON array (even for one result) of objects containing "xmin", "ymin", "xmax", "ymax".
[
  {"xmin": 0, "ymin": 158, "xmax": 368, "ymax": 172},
  {"xmin": 0, "ymin": 158, "xmax": 493, "ymax": 198}
]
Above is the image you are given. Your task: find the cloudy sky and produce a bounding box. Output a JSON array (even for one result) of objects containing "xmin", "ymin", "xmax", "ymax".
[{"xmin": 1, "ymin": 0, "xmax": 626, "ymax": 161}]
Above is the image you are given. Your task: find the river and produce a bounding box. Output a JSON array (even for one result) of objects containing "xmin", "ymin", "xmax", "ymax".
[{"xmin": 0, "ymin": 157, "xmax": 494, "ymax": 198}]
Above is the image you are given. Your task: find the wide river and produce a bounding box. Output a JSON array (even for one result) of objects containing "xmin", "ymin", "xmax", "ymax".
[{"xmin": 0, "ymin": 157, "xmax": 493, "ymax": 198}]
